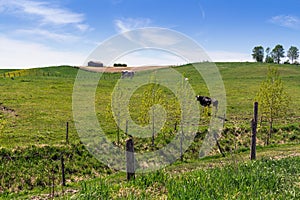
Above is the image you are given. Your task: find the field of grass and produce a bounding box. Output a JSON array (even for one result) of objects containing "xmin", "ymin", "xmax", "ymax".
[
  {"xmin": 0, "ymin": 62, "xmax": 299, "ymax": 198},
  {"xmin": 0, "ymin": 63, "xmax": 299, "ymax": 148},
  {"xmin": 72, "ymin": 155, "xmax": 300, "ymax": 199},
  {"xmin": 2, "ymin": 143, "xmax": 298, "ymax": 199}
]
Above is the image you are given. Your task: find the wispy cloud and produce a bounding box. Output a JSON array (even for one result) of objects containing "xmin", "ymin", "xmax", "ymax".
[
  {"xmin": 269, "ymin": 15, "xmax": 300, "ymax": 29},
  {"xmin": 0, "ymin": 0, "xmax": 89, "ymax": 31},
  {"xmin": 111, "ymin": 49, "xmax": 252, "ymax": 66},
  {"xmin": 208, "ymin": 51, "xmax": 252, "ymax": 62},
  {"xmin": 114, "ymin": 49, "xmax": 187, "ymax": 66},
  {"xmin": 15, "ymin": 29, "xmax": 79, "ymax": 42},
  {"xmin": 114, "ymin": 18, "xmax": 152, "ymax": 33},
  {"xmin": 0, "ymin": 35, "xmax": 86, "ymax": 69}
]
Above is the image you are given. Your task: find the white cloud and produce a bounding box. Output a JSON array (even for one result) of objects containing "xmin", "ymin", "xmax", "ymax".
[
  {"xmin": 0, "ymin": 0, "xmax": 89, "ymax": 31},
  {"xmin": 269, "ymin": 15, "xmax": 300, "ymax": 29},
  {"xmin": 114, "ymin": 18, "xmax": 152, "ymax": 33},
  {"xmin": 15, "ymin": 29, "xmax": 79, "ymax": 42},
  {"xmin": 207, "ymin": 51, "xmax": 252, "ymax": 62},
  {"xmin": 76, "ymin": 24, "xmax": 91, "ymax": 32},
  {"xmin": 109, "ymin": 49, "xmax": 252, "ymax": 66},
  {"xmin": 0, "ymin": 36, "xmax": 87, "ymax": 69},
  {"xmin": 139, "ymin": 28, "xmax": 181, "ymax": 46},
  {"xmin": 113, "ymin": 49, "xmax": 187, "ymax": 66}
]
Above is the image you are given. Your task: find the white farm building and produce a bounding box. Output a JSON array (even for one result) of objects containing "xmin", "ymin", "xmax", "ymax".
[{"xmin": 88, "ymin": 61, "xmax": 104, "ymax": 67}]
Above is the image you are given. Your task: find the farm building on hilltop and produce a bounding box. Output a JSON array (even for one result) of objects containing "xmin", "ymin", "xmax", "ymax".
[{"xmin": 88, "ymin": 61, "xmax": 104, "ymax": 67}]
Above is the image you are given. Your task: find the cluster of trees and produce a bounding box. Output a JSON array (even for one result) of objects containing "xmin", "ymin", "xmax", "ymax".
[
  {"xmin": 252, "ymin": 45, "xmax": 299, "ymax": 64},
  {"xmin": 113, "ymin": 63, "xmax": 127, "ymax": 67}
]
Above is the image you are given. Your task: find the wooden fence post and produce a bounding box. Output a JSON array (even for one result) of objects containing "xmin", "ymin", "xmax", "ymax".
[
  {"xmin": 126, "ymin": 138, "xmax": 135, "ymax": 181},
  {"xmin": 222, "ymin": 113, "xmax": 226, "ymax": 127},
  {"xmin": 66, "ymin": 122, "xmax": 69, "ymax": 144},
  {"xmin": 117, "ymin": 113, "xmax": 120, "ymax": 145},
  {"xmin": 51, "ymin": 166, "xmax": 55, "ymax": 198},
  {"xmin": 151, "ymin": 107, "xmax": 155, "ymax": 146},
  {"xmin": 250, "ymin": 102, "xmax": 258, "ymax": 160},
  {"xmin": 180, "ymin": 127, "xmax": 183, "ymax": 161},
  {"xmin": 61, "ymin": 153, "xmax": 66, "ymax": 187},
  {"xmin": 214, "ymin": 132, "xmax": 225, "ymax": 157},
  {"xmin": 125, "ymin": 120, "xmax": 128, "ymax": 135}
]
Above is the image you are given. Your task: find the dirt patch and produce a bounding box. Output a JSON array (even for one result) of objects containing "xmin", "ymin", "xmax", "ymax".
[
  {"xmin": 30, "ymin": 189, "xmax": 78, "ymax": 200},
  {"xmin": 272, "ymin": 152, "xmax": 300, "ymax": 160},
  {"xmin": 79, "ymin": 65, "xmax": 171, "ymax": 73},
  {"xmin": 0, "ymin": 104, "xmax": 18, "ymax": 117}
]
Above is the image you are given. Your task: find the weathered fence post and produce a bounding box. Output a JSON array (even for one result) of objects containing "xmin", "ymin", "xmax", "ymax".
[
  {"xmin": 51, "ymin": 166, "xmax": 55, "ymax": 198},
  {"xmin": 66, "ymin": 122, "xmax": 69, "ymax": 144},
  {"xmin": 126, "ymin": 138, "xmax": 135, "ymax": 181},
  {"xmin": 125, "ymin": 120, "xmax": 128, "ymax": 135},
  {"xmin": 61, "ymin": 153, "xmax": 66, "ymax": 187},
  {"xmin": 222, "ymin": 113, "xmax": 226, "ymax": 127},
  {"xmin": 117, "ymin": 113, "xmax": 120, "ymax": 145},
  {"xmin": 180, "ymin": 127, "xmax": 183, "ymax": 161},
  {"xmin": 250, "ymin": 102, "xmax": 258, "ymax": 160},
  {"xmin": 151, "ymin": 107, "xmax": 155, "ymax": 146},
  {"xmin": 214, "ymin": 131, "xmax": 225, "ymax": 157},
  {"xmin": 48, "ymin": 167, "xmax": 52, "ymax": 197}
]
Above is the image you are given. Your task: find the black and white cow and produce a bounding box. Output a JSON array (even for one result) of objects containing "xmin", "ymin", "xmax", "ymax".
[
  {"xmin": 121, "ymin": 70, "xmax": 135, "ymax": 79},
  {"xmin": 196, "ymin": 95, "xmax": 218, "ymax": 111}
]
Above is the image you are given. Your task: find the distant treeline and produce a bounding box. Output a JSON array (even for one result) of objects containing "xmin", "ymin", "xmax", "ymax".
[
  {"xmin": 252, "ymin": 45, "xmax": 299, "ymax": 64},
  {"xmin": 113, "ymin": 63, "xmax": 127, "ymax": 67}
]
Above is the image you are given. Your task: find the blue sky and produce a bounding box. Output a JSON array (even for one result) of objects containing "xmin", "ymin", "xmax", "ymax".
[{"xmin": 0, "ymin": 0, "xmax": 299, "ymax": 68}]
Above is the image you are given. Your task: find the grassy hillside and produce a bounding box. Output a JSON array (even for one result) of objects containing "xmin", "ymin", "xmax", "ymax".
[
  {"xmin": 0, "ymin": 66, "xmax": 80, "ymax": 147},
  {"xmin": 0, "ymin": 63, "xmax": 299, "ymax": 148},
  {"xmin": 0, "ymin": 63, "xmax": 299, "ymax": 197}
]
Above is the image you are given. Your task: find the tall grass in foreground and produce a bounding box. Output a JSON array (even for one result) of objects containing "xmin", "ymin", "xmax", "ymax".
[{"xmin": 73, "ymin": 156, "xmax": 300, "ymax": 199}]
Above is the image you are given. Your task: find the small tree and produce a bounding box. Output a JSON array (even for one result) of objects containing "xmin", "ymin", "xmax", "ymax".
[
  {"xmin": 271, "ymin": 45, "xmax": 285, "ymax": 64},
  {"xmin": 287, "ymin": 46, "xmax": 299, "ymax": 64},
  {"xmin": 265, "ymin": 47, "xmax": 274, "ymax": 63},
  {"xmin": 252, "ymin": 46, "xmax": 264, "ymax": 62},
  {"xmin": 255, "ymin": 67, "xmax": 290, "ymax": 145},
  {"xmin": 138, "ymin": 72, "xmax": 165, "ymax": 146}
]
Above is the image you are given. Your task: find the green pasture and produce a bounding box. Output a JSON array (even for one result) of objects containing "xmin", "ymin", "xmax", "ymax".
[
  {"xmin": 0, "ymin": 62, "xmax": 299, "ymax": 148},
  {"xmin": 0, "ymin": 62, "xmax": 299, "ymax": 198}
]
